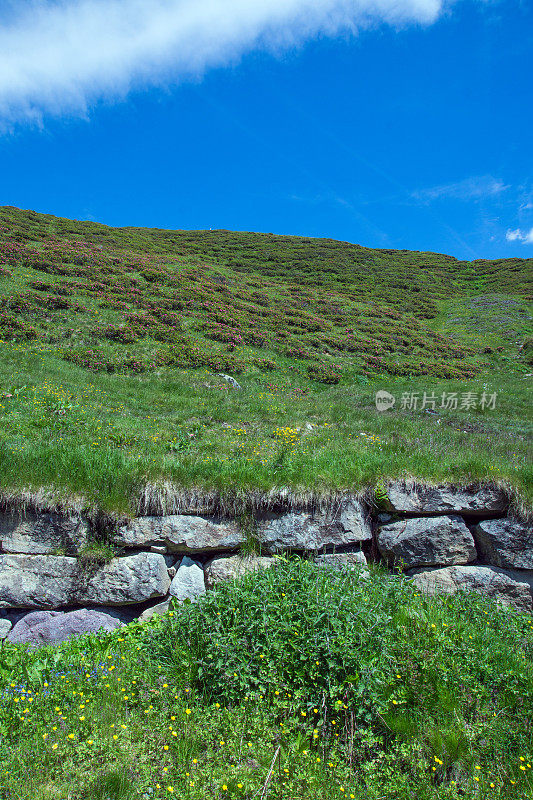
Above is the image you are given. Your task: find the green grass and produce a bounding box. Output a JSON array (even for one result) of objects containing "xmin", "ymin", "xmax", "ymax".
[
  {"xmin": 0, "ymin": 205, "xmax": 531, "ymax": 511},
  {"xmin": 1, "ymin": 560, "xmax": 532, "ymax": 799}
]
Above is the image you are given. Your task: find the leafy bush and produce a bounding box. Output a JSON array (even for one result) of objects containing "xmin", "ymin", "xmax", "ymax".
[
  {"xmin": 307, "ymin": 362, "xmax": 341, "ymax": 384},
  {"xmin": 147, "ymin": 560, "xmax": 533, "ymax": 731}
]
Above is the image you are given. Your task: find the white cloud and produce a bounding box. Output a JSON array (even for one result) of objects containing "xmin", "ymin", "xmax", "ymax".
[
  {"xmin": 412, "ymin": 175, "xmax": 509, "ymax": 202},
  {"xmin": 506, "ymin": 227, "xmax": 533, "ymax": 244},
  {"xmin": 0, "ymin": 0, "xmax": 450, "ymax": 126}
]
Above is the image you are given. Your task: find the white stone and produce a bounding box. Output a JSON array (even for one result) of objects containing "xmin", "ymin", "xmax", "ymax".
[{"xmin": 169, "ymin": 557, "xmax": 206, "ymax": 602}]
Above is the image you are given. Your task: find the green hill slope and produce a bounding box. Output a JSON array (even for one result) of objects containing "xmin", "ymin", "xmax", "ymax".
[{"xmin": 0, "ymin": 206, "xmax": 531, "ymax": 510}]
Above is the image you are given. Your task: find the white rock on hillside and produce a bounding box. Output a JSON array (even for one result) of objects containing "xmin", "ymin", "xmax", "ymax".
[
  {"xmin": 377, "ymin": 515, "xmax": 477, "ymax": 569},
  {"xmin": 204, "ymin": 553, "xmax": 276, "ymax": 589},
  {"xmin": 256, "ymin": 501, "xmax": 371, "ymax": 553},
  {"xmin": 115, "ymin": 515, "xmax": 245, "ymax": 553},
  {"xmin": 411, "ymin": 565, "xmax": 533, "ymax": 613},
  {"xmin": 0, "ymin": 618, "xmax": 12, "ymax": 639},
  {"xmin": 386, "ymin": 483, "xmax": 508, "ymax": 516},
  {"xmin": 169, "ymin": 557, "xmax": 206, "ymax": 601},
  {"xmin": 0, "ymin": 510, "xmax": 88, "ymax": 555},
  {"xmin": 473, "ymin": 518, "xmax": 533, "ymax": 570},
  {"xmin": 0, "ymin": 552, "xmax": 170, "ymax": 609}
]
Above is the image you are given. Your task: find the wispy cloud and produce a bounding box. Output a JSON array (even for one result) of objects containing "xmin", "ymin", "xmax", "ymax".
[
  {"xmin": 506, "ymin": 227, "xmax": 533, "ymax": 244},
  {"xmin": 412, "ymin": 175, "xmax": 510, "ymax": 203},
  {"xmin": 0, "ymin": 0, "xmax": 452, "ymax": 127}
]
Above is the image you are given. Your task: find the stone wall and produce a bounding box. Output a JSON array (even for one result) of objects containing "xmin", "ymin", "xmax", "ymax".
[{"xmin": 0, "ymin": 483, "xmax": 531, "ymax": 646}]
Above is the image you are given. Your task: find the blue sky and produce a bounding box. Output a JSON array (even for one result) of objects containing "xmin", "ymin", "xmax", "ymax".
[{"xmin": 0, "ymin": 0, "xmax": 531, "ymax": 260}]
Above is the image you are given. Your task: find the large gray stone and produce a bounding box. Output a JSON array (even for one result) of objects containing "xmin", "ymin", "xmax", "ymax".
[
  {"xmin": 115, "ymin": 515, "xmax": 245, "ymax": 553},
  {"xmin": 0, "ymin": 618, "xmax": 12, "ymax": 639},
  {"xmin": 377, "ymin": 515, "xmax": 477, "ymax": 569},
  {"xmin": 81, "ymin": 553, "xmax": 171, "ymax": 606},
  {"xmin": 314, "ymin": 550, "xmax": 368, "ymax": 570},
  {"xmin": 0, "ymin": 552, "xmax": 170, "ymax": 609},
  {"xmin": 473, "ymin": 518, "xmax": 533, "ymax": 569},
  {"xmin": 7, "ymin": 609, "xmax": 122, "ymax": 647},
  {"xmin": 205, "ymin": 554, "xmax": 276, "ymax": 589},
  {"xmin": 256, "ymin": 501, "xmax": 371, "ymax": 554},
  {"xmin": 169, "ymin": 557, "xmax": 206, "ymax": 601},
  {"xmin": 411, "ymin": 565, "xmax": 533, "ymax": 613},
  {"xmin": 0, "ymin": 510, "xmax": 88, "ymax": 555},
  {"xmin": 386, "ymin": 483, "xmax": 508, "ymax": 516}
]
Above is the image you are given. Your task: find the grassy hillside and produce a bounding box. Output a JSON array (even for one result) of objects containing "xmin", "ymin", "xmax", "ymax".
[
  {"xmin": 1, "ymin": 561, "xmax": 532, "ymax": 800},
  {"xmin": 0, "ymin": 206, "xmax": 531, "ymax": 511}
]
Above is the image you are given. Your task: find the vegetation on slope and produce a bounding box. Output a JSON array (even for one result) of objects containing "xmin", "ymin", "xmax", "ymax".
[
  {"xmin": 1, "ymin": 561, "xmax": 532, "ymax": 799},
  {"xmin": 0, "ymin": 206, "xmax": 531, "ymax": 510}
]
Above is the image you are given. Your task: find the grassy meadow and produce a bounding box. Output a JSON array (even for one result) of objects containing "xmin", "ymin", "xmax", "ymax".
[
  {"xmin": 0, "ymin": 206, "xmax": 531, "ymax": 511},
  {"xmin": 1, "ymin": 560, "xmax": 533, "ymax": 800}
]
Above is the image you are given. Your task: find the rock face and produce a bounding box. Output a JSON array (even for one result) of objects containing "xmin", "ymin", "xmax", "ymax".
[
  {"xmin": 169, "ymin": 557, "xmax": 206, "ymax": 601},
  {"xmin": 205, "ymin": 554, "xmax": 276, "ymax": 589},
  {"xmin": 0, "ymin": 552, "xmax": 170, "ymax": 609},
  {"xmin": 314, "ymin": 550, "xmax": 368, "ymax": 569},
  {"xmin": 411, "ymin": 565, "xmax": 533, "ymax": 613},
  {"xmin": 256, "ymin": 501, "xmax": 371, "ymax": 553},
  {"xmin": 377, "ymin": 515, "xmax": 477, "ymax": 569},
  {"xmin": 0, "ymin": 510, "xmax": 88, "ymax": 555},
  {"xmin": 7, "ymin": 609, "xmax": 122, "ymax": 646},
  {"xmin": 473, "ymin": 518, "xmax": 533, "ymax": 569},
  {"xmin": 0, "ymin": 488, "xmax": 529, "ymax": 640},
  {"xmin": 386, "ymin": 483, "xmax": 508, "ymax": 516},
  {"xmin": 115, "ymin": 515, "xmax": 245, "ymax": 554}
]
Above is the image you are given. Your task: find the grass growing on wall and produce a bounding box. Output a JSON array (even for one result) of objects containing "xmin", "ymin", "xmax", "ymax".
[{"xmin": 1, "ymin": 561, "xmax": 532, "ymax": 799}]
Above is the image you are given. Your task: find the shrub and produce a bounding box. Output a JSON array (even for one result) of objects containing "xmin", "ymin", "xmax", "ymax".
[
  {"xmin": 144, "ymin": 559, "xmax": 533, "ymax": 779},
  {"xmin": 307, "ymin": 362, "xmax": 341, "ymax": 384}
]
